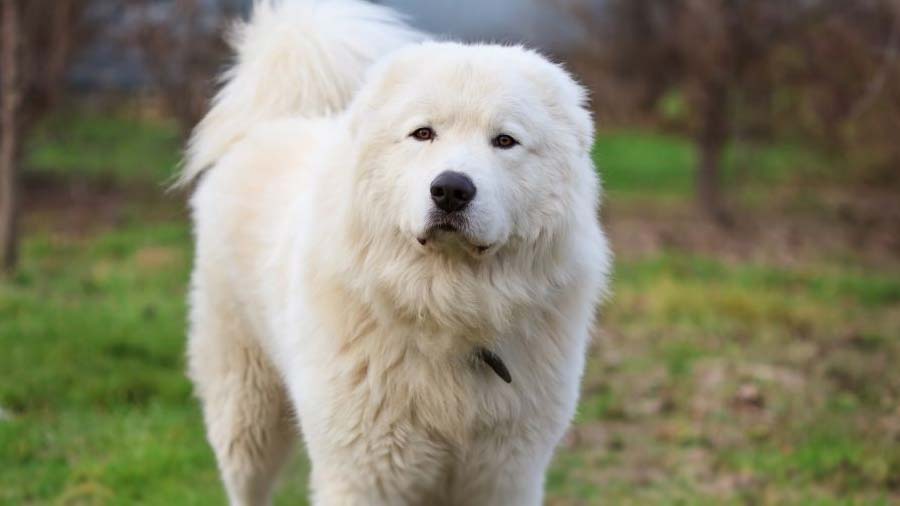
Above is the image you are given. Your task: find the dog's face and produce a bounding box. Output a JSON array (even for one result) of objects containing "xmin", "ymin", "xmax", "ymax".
[{"xmin": 349, "ymin": 42, "xmax": 595, "ymax": 259}]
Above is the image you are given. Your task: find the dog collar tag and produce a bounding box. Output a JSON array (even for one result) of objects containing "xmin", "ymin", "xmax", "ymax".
[{"xmin": 476, "ymin": 347, "xmax": 512, "ymax": 384}]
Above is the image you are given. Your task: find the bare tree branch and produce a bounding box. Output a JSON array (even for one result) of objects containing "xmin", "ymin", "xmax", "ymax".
[
  {"xmin": 1, "ymin": 0, "xmax": 22, "ymax": 273},
  {"xmin": 848, "ymin": 3, "xmax": 900, "ymax": 121}
]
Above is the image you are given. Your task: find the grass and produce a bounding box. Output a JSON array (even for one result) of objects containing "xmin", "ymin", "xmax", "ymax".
[
  {"xmin": 26, "ymin": 109, "xmax": 182, "ymax": 186},
  {"xmin": 2, "ymin": 112, "xmax": 899, "ymax": 504},
  {"xmin": 593, "ymin": 129, "xmax": 832, "ymax": 197},
  {"xmin": 560, "ymin": 253, "xmax": 900, "ymax": 505}
]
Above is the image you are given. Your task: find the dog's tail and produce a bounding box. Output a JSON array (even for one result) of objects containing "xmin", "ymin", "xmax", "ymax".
[{"xmin": 177, "ymin": 0, "xmax": 424, "ymax": 186}]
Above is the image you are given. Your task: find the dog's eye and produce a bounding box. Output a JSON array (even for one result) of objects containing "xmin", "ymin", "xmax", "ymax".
[
  {"xmin": 410, "ymin": 127, "xmax": 435, "ymax": 142},
  {"xmin": 492, "ymin": 134, "xmax": 518, "ymax": 149}
]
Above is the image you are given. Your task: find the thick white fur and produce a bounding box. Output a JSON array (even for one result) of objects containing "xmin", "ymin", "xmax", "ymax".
[
  {"xmin": 184, "ymin": 1, "xmax": 611, "ymax": 505},
  {"xmin": 181, "ymin": 0, "xmax": 425, "ymax": 184}
]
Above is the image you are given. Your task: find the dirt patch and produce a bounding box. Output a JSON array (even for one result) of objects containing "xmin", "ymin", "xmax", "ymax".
[
  {"xmin": 133, "ymin": 246, "xmax": 181, "ymax": 269},
  {"xmin": 21, "ymin": 176, "xmax": 187, "ymax": 237},
  {"xmin": 604, "ymin": 186, "xmax": 900, "ymax": 268}
]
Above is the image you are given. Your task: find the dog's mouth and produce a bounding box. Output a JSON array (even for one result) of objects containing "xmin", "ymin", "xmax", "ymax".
[
  {"xmin": 434, "ymin": 222, "xmax": 459, "ymax": 233},
  {"xmin": 417, "ymin": 216, "xmax": 492, "ymax": 255}
]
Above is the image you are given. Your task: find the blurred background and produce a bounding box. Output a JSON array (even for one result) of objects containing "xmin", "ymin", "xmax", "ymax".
[{"xmin": 1, "ymin": 0, "xmax": 899, "ymax": 504}]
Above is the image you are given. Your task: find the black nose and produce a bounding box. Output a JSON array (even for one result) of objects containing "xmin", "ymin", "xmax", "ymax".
[{"xmin": 430, "ymin": 171, "xmax": 476, "ymax": 213}]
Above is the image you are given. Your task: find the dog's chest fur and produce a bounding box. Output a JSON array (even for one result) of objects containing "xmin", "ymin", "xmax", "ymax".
[
  {"xmin": 287, "ymin": 274, "xmax": 574, "ymax": 498},
  {"xmin": 307, "ymin": 281, "xmax": 532, "ymax": 436}
]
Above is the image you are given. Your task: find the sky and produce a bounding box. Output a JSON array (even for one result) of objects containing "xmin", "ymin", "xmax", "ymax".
[
  {"xmin": 383, "ymin": 0, "xmax": 585, "ymax": 50},
  {"xmin": 70, "ymin": 0, "xmax": 594, "ymax": 90}
]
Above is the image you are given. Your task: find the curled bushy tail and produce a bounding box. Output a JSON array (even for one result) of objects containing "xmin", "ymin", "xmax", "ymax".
[{"xmin": 178, "ymin": 0, "xmax": 424, "ymax": 186}]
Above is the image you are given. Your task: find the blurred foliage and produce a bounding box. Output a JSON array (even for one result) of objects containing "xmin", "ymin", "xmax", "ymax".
[{"xmin": 567, "ymin": 0, "xmax": 900, "ymax": 221}]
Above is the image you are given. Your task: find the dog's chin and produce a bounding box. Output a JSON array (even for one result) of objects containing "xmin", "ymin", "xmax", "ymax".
[{"xmin": 416, "ymin": 224, "xmax": 494, "ymax": 257}]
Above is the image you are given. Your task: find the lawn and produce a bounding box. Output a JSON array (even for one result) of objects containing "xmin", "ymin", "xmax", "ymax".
[
  {"xmin": 2, "ymin": 112, "xmax": 898, "ymax": 505},
  {"xmin": 26, "ymin": 108, "xmax": 182, "ymax": 186}
]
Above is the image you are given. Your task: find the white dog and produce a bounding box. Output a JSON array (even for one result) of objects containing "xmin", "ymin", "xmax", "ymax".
[{"xmin": 181, "ymin": 1, "xmax": 610, "ymax": 504}]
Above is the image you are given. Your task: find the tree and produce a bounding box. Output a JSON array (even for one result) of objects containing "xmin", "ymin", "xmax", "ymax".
[
  {"xmin": 124, "ymin": 0, "xmax": 238, "ymax": 135},
  {"xmin": 0, "ymin": 0, "xmax": 95, "ymax": 274},
  {"xmin": 560, "ymin": 1, "xmax": 795, "ymax": 223},
  {"xmin": 673, "ymin": 0, "xmax": 802, "ymax": 224},
  {"xmin": 575, "ymin": 0, "xmax": 803, "ymax": 224},
  {"xmin": 1, "ymin": 0, "xmax": 22, "ymax": 273},
  {"xmin": 791, "ymin": 0, "xmax": 900, "ymax": 183},
  {"xmin": 562, "ymin": 0, "xmax": 900, "ymax": 222}
]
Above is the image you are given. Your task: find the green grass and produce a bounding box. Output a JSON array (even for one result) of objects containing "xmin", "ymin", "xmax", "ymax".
[
  {"xmin": 594, "ymin": 130, "xmax": 831, "ymax": 197},
  {"xmin": 0, "ymin": 220, "xmax": 311, "ymax": 505},
  {"xmin": 560, "ymin": 254, "xmax": 900, "ymax": 505},
  {"xmin": 26, "ymin": 110, "xmax": 182, "ymax": 186},
  {"xmin": 594, "ymin": 131, "xmax": 696, "ymax": 196},
  {"xmin": 3, "ymin": 112, "xmax": 898, "ymax": 504}
]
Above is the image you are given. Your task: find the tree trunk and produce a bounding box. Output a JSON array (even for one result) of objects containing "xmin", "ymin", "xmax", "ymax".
[
  {"xmin": 1, "ymin": 0, "xmax": 22, "ymax": 274},
  {"xmin": 695, "ymin": 82, "xmax": 731, "ymax": 226}
]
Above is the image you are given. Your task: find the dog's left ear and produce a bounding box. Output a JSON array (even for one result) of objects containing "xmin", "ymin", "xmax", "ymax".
[{"xmin": 527, "ymin": 50, "xmax": 595, "ymax": 153}]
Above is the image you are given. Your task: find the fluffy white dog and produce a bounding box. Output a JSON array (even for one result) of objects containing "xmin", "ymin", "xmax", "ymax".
[{"xmin": 181, "ymin": 1, "xmax": 611, "ymax": 504}]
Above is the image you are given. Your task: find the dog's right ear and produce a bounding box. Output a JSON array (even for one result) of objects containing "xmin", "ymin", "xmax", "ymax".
[
  {"xmin": 562, "ymin": 76, "xmax": 595, "ymax": 154},
  {"xmin": 540, "ymin": 56, "xmax": 596, "ymax": 154},
  {"xmin": 515, "ymin": 47, "xmax": 595, "ymax": 155}
]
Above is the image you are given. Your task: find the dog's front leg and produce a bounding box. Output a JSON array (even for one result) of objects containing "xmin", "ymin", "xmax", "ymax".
[
  {"xmin": 447, "ymin": 432, "xmax": 560, "ymax": 506},
  {"xmin": 301, "ymin": 421, "xmax": 452, "ymax": 506}
]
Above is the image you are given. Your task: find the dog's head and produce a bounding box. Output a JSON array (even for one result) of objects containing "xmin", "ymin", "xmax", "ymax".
[{"xmin": 346, "ymin": 42, "xmax": 597, "ymax": 260}]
